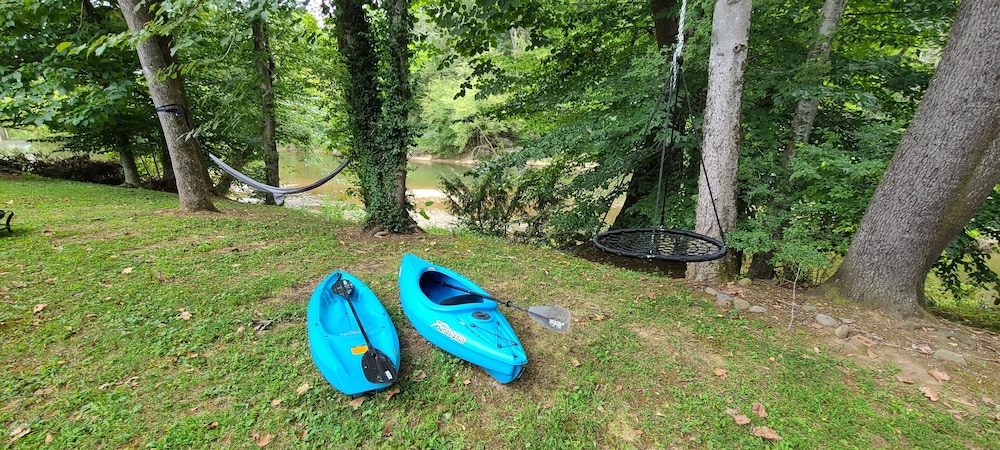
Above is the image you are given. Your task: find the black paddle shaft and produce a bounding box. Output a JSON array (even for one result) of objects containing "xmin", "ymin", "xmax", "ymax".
[{"xmin": 332, "ymin": 275, "xmax": 398, "ymax": 384}]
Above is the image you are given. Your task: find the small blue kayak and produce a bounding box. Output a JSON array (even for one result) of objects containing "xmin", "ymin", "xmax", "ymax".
[
  {"xmin": 398, "ymin": 254, "xmax": 527, "ymax": 383},
  {"xmin": 307, "ymin": 270, "xmax": 400, "ymax": 396}
]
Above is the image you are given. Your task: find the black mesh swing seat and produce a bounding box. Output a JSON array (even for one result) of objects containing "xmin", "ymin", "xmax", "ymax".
[
  {"xmin": 594, "ymin": 227, "xmax": 726, "ymax": 262},
  {"xmin": 591, "ymin": 46, "xmax": 728, "ymax": 264}
]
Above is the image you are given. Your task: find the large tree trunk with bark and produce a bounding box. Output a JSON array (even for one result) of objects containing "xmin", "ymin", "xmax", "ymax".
[
  {"xmin": 333, "ymin": 0, "xmax": 416, "ymax": 233},
  {"xmin": 686, "ymin": 0, "xmax": 752, "ymax": 283},
  {"xmin": 384, "ymin": 0, "xmax": 418, "ymax": 231},
  {"xmin": 824, "ymin": 0, "xmax": 1000, "ymax": 317},
  {"xmin": 118, "ymin": 0, "xmax": 217, "ymax": 212},
  {"xmin": 251, "ymin": 16, "xmax": 280, "ymax": 206}
]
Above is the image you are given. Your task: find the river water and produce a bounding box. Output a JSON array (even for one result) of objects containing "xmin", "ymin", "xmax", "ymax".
[{"xmin": 273, "ymin": 148, "xmax": 472, "ymax": 228}]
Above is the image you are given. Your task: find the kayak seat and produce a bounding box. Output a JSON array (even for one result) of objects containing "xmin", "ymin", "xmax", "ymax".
[{"xmin": 438, "ymin": 294, "xmax": 483, "ymax": 306}]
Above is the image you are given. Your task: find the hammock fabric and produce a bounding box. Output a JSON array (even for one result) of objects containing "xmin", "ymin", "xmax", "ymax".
[{"xmin": 208, "ymin": 153, "xmax": 350, "ymax": 206}]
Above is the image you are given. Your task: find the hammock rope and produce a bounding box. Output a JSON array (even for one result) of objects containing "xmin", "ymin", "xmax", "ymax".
[{"xmin": 154, "ymin": 104, "xmax": 350, "ymax": 205}]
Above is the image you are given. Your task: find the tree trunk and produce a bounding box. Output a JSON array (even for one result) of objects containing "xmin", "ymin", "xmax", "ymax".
[
  {"xmin": 333, "ymin": 0, "xmax": 416, "ymax": 233},
  {"xmin": 749, "ymin": 0, "xmax": 847, "ymax": 279},
  {"xmin": 118, "ymin": 0, "xmax": 217, "ymax": 212},
  {"xmin": 784, "ymin": 0, "xmax": 847, "ymax": 162},
  {"xmin": 649, "ymin": 0, "xmax": 680, "ymax": 49},
  {"xmin": 384, "ymin": 0, "xmax": 418, "ymax": 231},
  {"xmin": 686, "ymin": 0, "xmax": 752, "ymax": 283},
  {"xmin": 114, "ymin": 131, "xmax": 143, "ymax": 187},
  {"xmin": 251, "ymin": 16, "xmax": 280, "ymax": 206},
  {"xmin": 825, "ymin": 0, "xmax": 1000, "ymax": 317},
  {"xmin": 612, "ymin": 0, "xmax": 680, "ymax": 231}
]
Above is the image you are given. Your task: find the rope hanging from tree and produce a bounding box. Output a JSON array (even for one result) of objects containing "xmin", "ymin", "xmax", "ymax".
[
  {"xmin": 592, "ymin": 1, "xmax": 727, "ymax": 263},
  {"xmin": 154, "ymin": 104, "xmax": 350, "ymax": 205}
]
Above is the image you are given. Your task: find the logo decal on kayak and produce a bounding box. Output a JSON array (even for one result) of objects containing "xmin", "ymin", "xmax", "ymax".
[{"xmin": 431, "ymin": 320, "xmax": 466, "ymax": 344}]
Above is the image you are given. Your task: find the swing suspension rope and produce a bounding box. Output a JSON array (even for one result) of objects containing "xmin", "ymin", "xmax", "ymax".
[
  {"xmin": 154, "ymin": 104, "xmax": 350, "ymax": 205},
  {"xmin": 592, "ymin": 23, "xmax": 727, "ymax": 263}
]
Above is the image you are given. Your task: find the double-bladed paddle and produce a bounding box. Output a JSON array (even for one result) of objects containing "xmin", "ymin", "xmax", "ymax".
[
  {"xmin": 332, "ymin": 276, "xmax": 398, "ymax": 385},
  {"xmin": 436, "ymin": 281, "xmax": 572, "ymax": 333}
]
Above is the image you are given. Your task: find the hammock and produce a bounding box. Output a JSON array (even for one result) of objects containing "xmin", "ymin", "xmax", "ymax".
[
  {"xmin": 208, "ymin": 153, "xmax": 350, "ymax": 206},
  {"xmin": 153, "ymin": 103, "xmax": 350, "ymax": 206}
]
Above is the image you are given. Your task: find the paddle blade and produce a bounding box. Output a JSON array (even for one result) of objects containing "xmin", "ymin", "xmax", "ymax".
[
  {"xmin": 361, "ymin": 348, "xmax": 398, "ymax": 384},
  {"xmin": 527, "ymin": 305, "xmax": 572, "ymax": 333}
]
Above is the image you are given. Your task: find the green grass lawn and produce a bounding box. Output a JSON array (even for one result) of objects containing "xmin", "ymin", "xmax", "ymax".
[{"xmin": 2, "ymin": 176, "xmax": 998, "ymax": 448}]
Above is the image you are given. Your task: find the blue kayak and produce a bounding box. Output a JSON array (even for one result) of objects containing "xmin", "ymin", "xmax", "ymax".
[
  {"xmin": 307, "ymin": 270, "xmax": 400, "ymax": 396},
  {"xmin": 398, "ymin": 253, "xmax": 527, "ymax": 383}
]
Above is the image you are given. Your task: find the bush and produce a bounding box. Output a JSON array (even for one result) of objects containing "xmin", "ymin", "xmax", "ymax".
[{"xmin": 0, "ymin": 153, "xmax": 124, "ymax": 185}]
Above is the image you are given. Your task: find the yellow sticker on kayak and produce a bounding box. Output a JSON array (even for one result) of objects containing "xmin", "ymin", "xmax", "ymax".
[{"xmin": 351, "ymin": 345, "xmax": 368, "ymax": 355}]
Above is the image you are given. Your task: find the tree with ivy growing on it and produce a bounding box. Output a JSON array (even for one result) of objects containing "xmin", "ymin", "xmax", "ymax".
[{"xmin": 330, "ymin": 0, "xmax": 418, "ymax": 234}]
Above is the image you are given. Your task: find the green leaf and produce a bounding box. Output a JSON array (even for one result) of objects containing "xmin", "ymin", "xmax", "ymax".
[{"xmin": 56, "ymin": 41, "xmax": 73, "ymax": 53}]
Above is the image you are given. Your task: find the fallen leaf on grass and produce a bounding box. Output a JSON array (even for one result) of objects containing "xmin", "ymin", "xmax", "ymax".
[
  {"xmin": 255, "ymin": 432, "xmax": 274, "ymax": 447},
  {"xmin": 950, "ymin": 397, "xmax": 976, "ymax": 408},
  {"xmin": 296, "ymin": 383, "xmax": 311, "ymax": 395},
  {"xmin": 752, "ymin": 402, "xmax": 768, "ymax": 418},
  {"xmin": 8, "ymin": 427, "xmax": 31, "ymax": 443},
  {"xmin": 269, "ymin": 399, "xmax": 282, "ymax": 407},
  {"xmin": 121, "ymin": 267, "xmax": 133, "ymax": 275},
  {"xmin": 724, "ymin": 407, "xmax": 752, "ymax": 425},
  {"xmin": 920, "ymin": 386, "xmax": 939, "ymax": 402},
  {"xmin": 409, "ymin": 370, "xmax": 427, "ymax": 381},
  {"xmin": 33, "ymin": 303, "xmax": 47, "ymax": 314},
  {"xmin": 178, "ymin": 310, "xmax": 192, "ymax": 320},
  {"xmin": 207, "ymin": 422, "xmax": 219, "ymax": 430},
  {"xmin": 929, "ymin": 369, "xmax": 951, "ymax": 382},
  {"xmin": 45, "ymin": 432, "xmax": 53, "ymax": 444},
  {"xmin": 751, "ymin": 426, "xmax": 782, "ymax": 441},
  {"xmin": 714, "ymin": 368, "xmax": 729, "ymax": 380},
  {"xmin": 385, "ymin": 387, "xmax": 400, "ymax": 401},
  {"xmin": 349, "ymin": 396, "xmax": 366, "ymax": 408},
  {"xmin": 570, "ymin": 358, "xmax": 580, "ymax": 367}
]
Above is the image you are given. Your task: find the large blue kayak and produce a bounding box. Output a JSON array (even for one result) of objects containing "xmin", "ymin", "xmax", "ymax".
[
  {"xmin": 307, "ymin": 270, "xmax": 400, "ymax": 396},
  {"xmin": 398, "ymin": 253, "xmax": 527, "ymax": 383}
]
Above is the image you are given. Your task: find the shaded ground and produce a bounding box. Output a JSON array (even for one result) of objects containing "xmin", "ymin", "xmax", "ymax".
[
  {"xmin": 592, "ymin": 252, "xmax": 1000, "ymax": 421},
  {"xmin": 566, "ymin": 242, "xmax": 688, "ymax": 278},
  {"xmin": 572, "ymin": 240, "xmax": 1000, "ymax": 409}
]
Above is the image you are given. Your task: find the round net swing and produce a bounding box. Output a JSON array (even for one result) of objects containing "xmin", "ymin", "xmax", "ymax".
[
  {"xmin": 592, "ymin": 12, "xmax": 727, "ymax": 263},
  {"xmin": 594, "ymin": 227, "xmax": 726, "ymax": 263}
]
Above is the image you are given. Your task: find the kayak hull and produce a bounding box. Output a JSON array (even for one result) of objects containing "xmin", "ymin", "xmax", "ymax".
[
  {"xmin": 398, "ymin": 253, "xmax": 527, "ymax": 383},
  {"xmin": 307, "ymin": 270, "xmax": 401, "ymax": 396}
]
